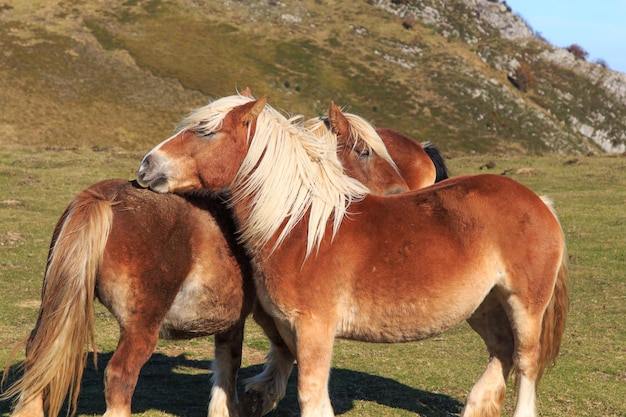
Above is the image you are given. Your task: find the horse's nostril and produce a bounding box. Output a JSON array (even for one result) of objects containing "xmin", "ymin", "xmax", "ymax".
[
  {"xmin": 140, "ymin": 155, "xmax": 151, "ymax": 170},
  {"xmin": 136, "ymin": 155, "xmax": 154, "ymax": 188},
  {"xmin": 138, "ymin": 156, "xmax": 154, "ymax": 177}
]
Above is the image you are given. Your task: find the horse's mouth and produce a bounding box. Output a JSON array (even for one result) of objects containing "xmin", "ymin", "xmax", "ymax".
[{"xmin": 136, "ymin": 173, "xmax": 169, "ymax": 193}]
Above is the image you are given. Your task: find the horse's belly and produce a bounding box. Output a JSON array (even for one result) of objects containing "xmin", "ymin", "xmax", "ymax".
[
  {"xmin": 160, "ymin": 272, "xmax": 245, "ymax": 340},
  {"xmin": 335, "ymin": 306, "xmax": 471, "ymax": 343},
  {"xmin": 334, "ymin": 278, "xmax": 492, "ymax": 343}
]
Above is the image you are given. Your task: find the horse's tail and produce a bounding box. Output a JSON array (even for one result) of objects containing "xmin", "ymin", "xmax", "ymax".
[
  {"xmin": 536, "ymin": 196, "xmax": 570, "ymax": 385},
  {"xmin": 422, "ymin": 142, "xmax": 449, "ymax": 182},
  {"xmin": 1, "ymin": 188, "xmax": 115, "ymax": 417}
]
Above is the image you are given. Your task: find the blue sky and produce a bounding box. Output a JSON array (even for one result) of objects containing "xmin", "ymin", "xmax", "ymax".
[{"xmin": 504, "ymin": 0, "xmax": 626, "ymax": 74}]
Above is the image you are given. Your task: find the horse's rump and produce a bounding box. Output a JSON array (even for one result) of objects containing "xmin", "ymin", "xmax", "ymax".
[{"xmin": 92, "ymin": 180, "xmax": 253, "ymax": 338}]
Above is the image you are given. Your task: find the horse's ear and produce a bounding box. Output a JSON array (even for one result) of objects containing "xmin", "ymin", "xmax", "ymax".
[
  {"xmin": 328, "ymin": 101, "xmax": 350, "ymax": 136},
  {"xmin": 241, "ymin": 87, "xmax": 253, "ymax": 98},
  {"xmin": 241, "ymin": 96, "xmax": 267, "ymax": 125}
]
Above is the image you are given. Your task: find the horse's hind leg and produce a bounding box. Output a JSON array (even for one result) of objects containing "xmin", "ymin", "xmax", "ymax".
[
  {"xmin": 510, "ymin": 309, "xmax": 544, "ymax": 417},
  {"xmin": 103, "ymin": 326, "xmax": 160, "ymax": 417},
  {"xmin": 462, "ymin": 296, "xmax": 515, "ymax": 417},
  {"xmin": 9, "ymin": 392, "xmax": 44, "ymax": 417},
  {"xmin": 10, "ymin": 333, "xmax": 45, "ymax": 417},
  {"xmin": 208, "ymin": 321, "xmax": 245, "ymax": 417}
]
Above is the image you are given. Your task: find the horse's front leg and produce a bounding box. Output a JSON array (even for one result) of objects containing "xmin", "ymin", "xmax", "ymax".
[
  {"xmin": 242, "ymin": 303, "xmax": 296, "ymax": 415},
  {"xmin": 294, "ymin": 316, "xmax": 336, "ymax": 417},
  {"xmin": 208, "ymin": 321, "xmax": 245, "ymax": 417}
]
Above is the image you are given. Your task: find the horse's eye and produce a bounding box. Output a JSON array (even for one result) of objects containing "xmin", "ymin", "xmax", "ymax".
[
  {"xmin": 199, "ymin": 131, "xmax": 216, "ymax": 139},
  {"xmin": 356, "ymin": 148, "xmax": 370, "ymax": 158}
]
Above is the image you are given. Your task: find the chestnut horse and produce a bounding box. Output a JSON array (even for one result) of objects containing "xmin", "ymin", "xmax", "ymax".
[
  {"xmin": 0, "ymin": 98, "xmax": 447, "ymax": 417},
  {"xmin": 137, "ymin": 96, "xmax": 569, "ymax": 417},
  {"xmin": 305, "ymin": 102, "xmax": 447, "ymax": 191}
]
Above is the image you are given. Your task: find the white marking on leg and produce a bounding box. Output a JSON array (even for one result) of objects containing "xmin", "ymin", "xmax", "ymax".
[
  {"xmin": 208, "ymin": 347, "xmax": 238, "ymax": 417},
  {"xmin": 208, "ymin": 385, "xmax": 232, "ymax": 417},
  {"xmin": 512, "ymin": 375, "xmax": 537, "ymax": 417}
]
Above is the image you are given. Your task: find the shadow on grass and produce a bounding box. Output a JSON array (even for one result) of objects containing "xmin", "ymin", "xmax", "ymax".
[{"xmin": 1, "ymin": 352, "xmax": 462, "ymax": 417}]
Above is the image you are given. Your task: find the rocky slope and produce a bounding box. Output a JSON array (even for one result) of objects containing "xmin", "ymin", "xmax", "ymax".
[{"xmin": 376, "ymin": 0, "xmax": 626, "ymax": 153}]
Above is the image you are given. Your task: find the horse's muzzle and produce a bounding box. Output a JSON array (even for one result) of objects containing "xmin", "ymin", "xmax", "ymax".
[{"xmin": 137, "ymin": 153, "xmax": 170, "ymax": 193}]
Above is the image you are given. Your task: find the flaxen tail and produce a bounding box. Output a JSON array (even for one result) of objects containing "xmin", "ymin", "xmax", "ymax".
[
  {"xmin": 1, "ymin": 189, "xmax": 114, "ymax": 417},
  {"xmin": 536, "ymin": 197, "xmax": 570, "ymax": 385}
]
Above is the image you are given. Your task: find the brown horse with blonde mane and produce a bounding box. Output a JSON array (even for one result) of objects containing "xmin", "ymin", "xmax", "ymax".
[
  {"xmin": 1, "ymin": 96, "xmax": 447, "ymax": 417},
  {"xmin": 137, "ymin": 95, "xmax": 569, "ymax": 417},
  {"xmin": 306, "ymin": 102, "xmax": 448, "ymax": 191}
]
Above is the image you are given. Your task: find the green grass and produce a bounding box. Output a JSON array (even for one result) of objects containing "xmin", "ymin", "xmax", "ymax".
[{"xmin": 1, "ymin": 147, "xmax": 624, "ymax": 417}]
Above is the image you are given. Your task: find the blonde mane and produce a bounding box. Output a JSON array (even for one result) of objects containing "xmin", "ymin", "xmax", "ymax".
[
  {"xmin": 177, "ymin": 94, "xmax": 255, "ymax": 134},
  {"xmin": 304, "ymin": 112, "xmax": 399, "ymax": 172},
  {"xmin": 178, "ymin": 94, "xmax": 370, "ymax": 256}
]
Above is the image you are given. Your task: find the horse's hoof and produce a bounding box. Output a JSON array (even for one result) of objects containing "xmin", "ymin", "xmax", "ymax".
[{"xmin": 239, "ymin": 390, "xmax": 265, "ymax": 417}]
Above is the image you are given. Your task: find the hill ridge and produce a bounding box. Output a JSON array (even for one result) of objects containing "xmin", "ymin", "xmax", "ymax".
[{"xmin": 1, "ymin": 0, "xmax": 624, "ymax": 153}]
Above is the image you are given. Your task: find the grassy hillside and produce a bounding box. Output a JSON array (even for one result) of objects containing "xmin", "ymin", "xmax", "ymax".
[
  {"xmin": 1, "ymin": 0, "xmax": 625, "ymax": 153},
  {"xmin": 0, "ymin": 147, "xmax": 624, "ymax": 416}
]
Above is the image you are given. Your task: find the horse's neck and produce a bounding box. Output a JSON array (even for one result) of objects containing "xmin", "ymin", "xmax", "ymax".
[
  {"xmin": 228, "ymin": 192, "xmax": 313, "ymax": 260},
  {"xmin": 228, "ymin": 192, "xmax": 253, "ymax": 230},
  {"xmin": 228, "ymin": 192, "xmax": 272, "ymax": 254}
]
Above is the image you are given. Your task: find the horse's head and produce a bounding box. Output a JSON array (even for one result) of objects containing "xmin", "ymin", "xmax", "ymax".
[
  {"xmin": 327, "ymin": 102, "xmax": 409, "ymax": 195},
  {"xmin": 137, "ymin": 96, "xmax": 267, "ymax": 194}
]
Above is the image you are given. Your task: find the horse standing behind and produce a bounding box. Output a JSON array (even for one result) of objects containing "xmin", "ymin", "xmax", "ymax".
[
  {"xmin": 136, "ymin": 96, "xmax": 569, "ymax": 417},
  {"xmin": 1, "ymin": 95, "xmax": 448, "ymax": 417},
  {"xmin": 305, "ymin": 101, "xmax": 448, "ymax": 191}
]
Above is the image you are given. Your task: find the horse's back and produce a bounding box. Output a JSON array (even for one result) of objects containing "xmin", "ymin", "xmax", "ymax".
[
  {"xmin": 353, "ymin": 173, "xmax": 564, "ymax": 293},
  {"xmin": 359, "ymin": 174, "xmax": 562, "ymax": 253}
]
